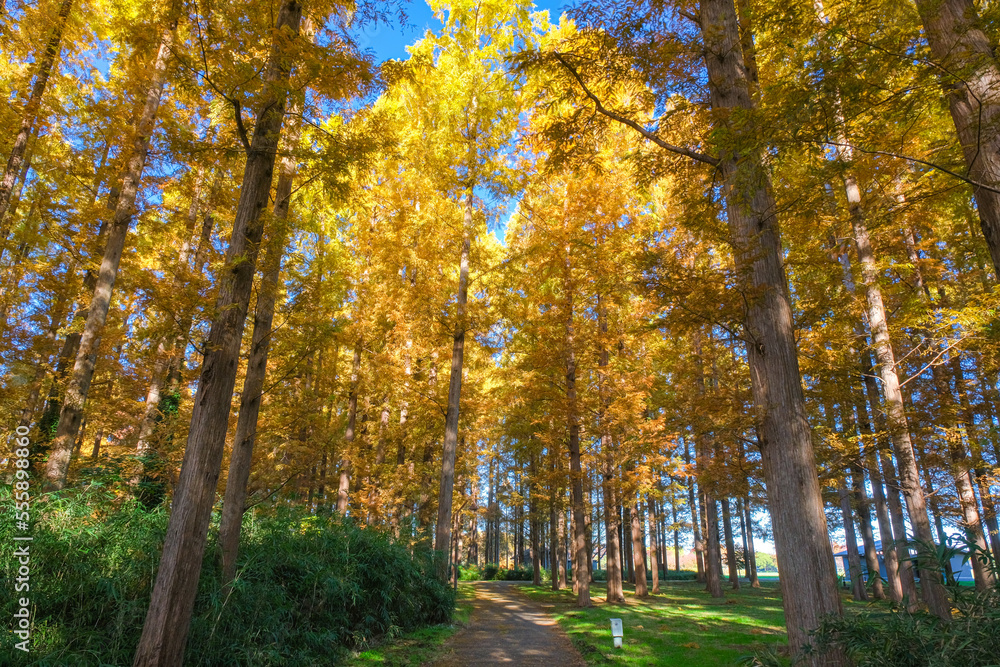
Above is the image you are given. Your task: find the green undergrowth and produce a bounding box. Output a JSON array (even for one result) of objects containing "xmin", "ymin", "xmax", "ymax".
[
  {"xmin": 345, "ymin": 582, "xmax": 475, "ymax": 666},
  {"xmin": 518, "ymin": 580, "xmax": 873, "ymax": 666},
  {"xmin": 0, "ymin": 486, "xmax": 454, "ymax": 666}
]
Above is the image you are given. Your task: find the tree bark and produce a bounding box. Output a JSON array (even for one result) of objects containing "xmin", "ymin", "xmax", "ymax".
[
  {"xmin": 133, "ymin": 5, "xmax": 302, "ymax": 664},
  {"xmin": 914, "ymin": 0, "xmax": 1000, "ymax": 280},
  {"xmin": 698, "ymin": 2, "xmax": 846, "ymax": 656},
  {"xmin": 0, "ymin": 0, "xmax": 74, "ymax": 246},
  {"xmin": 218, "ymin": 101, "xmax": 303, "ymax": 586},
  {"xmin": 44, "ymin": 16, "xmax": 175, "ymax": 491},
  {"xmin": 435, "ymin": 188, "xmax": 471, "ymax": 579}
]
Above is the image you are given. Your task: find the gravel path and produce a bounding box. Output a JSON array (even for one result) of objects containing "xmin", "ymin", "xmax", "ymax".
[{"xmin": 430, "ymin": 581, "xmax": 587, "ymax": 666}]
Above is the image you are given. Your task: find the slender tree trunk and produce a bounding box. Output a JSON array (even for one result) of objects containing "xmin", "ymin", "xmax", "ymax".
[
  {"xmin": 554, "ymin": 495, "xmax": 566, "ymax": 589},
  {"xmin": 603, "ymin": 464, "xmax": 624, "ymax": 602},
  {"xmin": 684, "ymin": 438, "xmax": 705, "ymax": 582},
  {"xmin": 838, "ymin": 251, "xmax": 904, "ymax": 603},
  {"xmin": 337, "ymin": 345, "xmax": 361, "ymax": 515},
  {"xmin": 851, "ymin": 462, "xmax": 885, "ymax": 600},
  {"xmin": 721, "ymin": 498, "xmax": 740, "ymax": 590},
  {"xmin": 699, "ymin": 0, "xmax": 845, "ymax": 658},
  {"xmin": 672, "ymin": 486, "xmax": 681, "ymax": 572},
  {"xmin": 435, "ymin": 189, "xmax": 471, "ymax": 578},
  {"xmin": 648, "ymin": 497, "xmax": 660, "ymax": 593},
  {"xmin": 0, "ymin": 0, "xmax": 74, "ymax": 244},
  {"xmin": 630, "ymin": 496, "xmax": 648, "ymax": 596},
  {"xmin": 849, "ymin": 211, "xmax": 950, "ymax": 618},
  {"xmin": 880, "ymin": 449, "xmax": 919, "ymax": 606},
  {"xmin": 218, "ymin": 102, "xmax": 303, "ymax": 586},
  {"xmin": 562, "ymin": 208, "xmax": 589, "ymax": 606},
  {"xmin": 914, "ymin": 0, "xmax": 1000, "ymax": 280},
  {"xmin": 838, "ymin": 482, "xmax": 867, "ymax": 601},
  {"xmin": 531, "ymin": 456, "xmax": 541, "ymax": 585},
  {"xmin": 743, "ymin": 497, "xmax": 760, "ymax": 587},
  {"xmin": 703, "ymin": 492, "xmax": 724, "ymax": 598},
  {"xmin": 43, "ymin": 17, "xmax": 175, "ymax": 490},
  {"xmin": 133, "ymin": 5, "xmax": 302, "ymax": 664},
  {"xmin": 950, "ymin": 352, "xmax": 1000, "ymax": 574}
]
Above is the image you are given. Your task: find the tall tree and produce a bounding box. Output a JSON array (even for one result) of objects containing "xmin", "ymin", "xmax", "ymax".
[
  {"xmin": 133, "ymin": 3, "xmax": 304, "ymax": 663},
  {"xmin": 43, "ymin": 6, "xmax": 177, "ymax": 490}
]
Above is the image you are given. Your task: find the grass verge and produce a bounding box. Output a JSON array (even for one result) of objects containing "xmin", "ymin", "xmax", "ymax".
[{"xmin": 517, "ymin": 580, "xmax": 874, "ymax": 666}]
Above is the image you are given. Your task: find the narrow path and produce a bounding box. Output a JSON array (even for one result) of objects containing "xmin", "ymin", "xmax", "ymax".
[{"xmin": 431, "ymin": 581, "xmax": 587, "ymax": 666}]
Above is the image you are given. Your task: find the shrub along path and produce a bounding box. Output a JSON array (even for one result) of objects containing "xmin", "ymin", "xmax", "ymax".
[{"xmin": 431, "ymin": 580, "xmax": 586, "ymax": 666}]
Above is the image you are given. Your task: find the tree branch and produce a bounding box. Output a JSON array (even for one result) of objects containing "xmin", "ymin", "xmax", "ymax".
[
  {"xmin": 818, "ymin": 139, "xmax": 1000, "ymax": 196},
  {"xmin": 553, "ymin": 52, "xmax": 720, "ymax": 167}
]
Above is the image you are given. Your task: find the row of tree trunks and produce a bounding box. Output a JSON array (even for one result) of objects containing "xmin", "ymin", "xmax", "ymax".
[
  {"xmin": 217, "ymin": 94, "xmax": 305, "ymax": 586},
  {"xmin": 0, "ymin": 0, "xmax": 74, "ymax": 245},
  {"xmin": 132, "ymin": 4, "xmax": 304, "ymax": 664},
  {"xmin": 43, "ymin": 12, "xmax": 177, "ymax": 491},
  {"xmin": 434, "ymin": 186, "xmax": 472, "ymax": 579},
  {"xmin": 698, "ymin": 0, "xmax": 847, "ymax": 661}
]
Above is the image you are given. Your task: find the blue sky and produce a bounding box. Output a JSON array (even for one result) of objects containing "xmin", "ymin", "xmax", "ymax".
[{"xmin": 362, "ymin": 0, "xmax": 570, "ymax": 63}]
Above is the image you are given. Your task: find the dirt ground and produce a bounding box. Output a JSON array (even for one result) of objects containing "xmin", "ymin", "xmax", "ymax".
[{"xmin": 430, "ymin": 581, "xmax": 587, "ymax": 666}]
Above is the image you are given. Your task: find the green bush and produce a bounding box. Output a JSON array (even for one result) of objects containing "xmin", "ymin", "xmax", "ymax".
[
  {"xmin": 662, "ymin": 570, "xmax": 698, "ymax": 581},
  {"xmin": 0, "ymin": 486, "xmax": 454, "ymax": 666},
  {"xmin": 808, "ymin": 538, "xmax": 1000, "ymax": 666}
]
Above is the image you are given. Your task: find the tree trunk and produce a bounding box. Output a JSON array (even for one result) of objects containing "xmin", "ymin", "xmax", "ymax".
[
  {"xmin": 555, "ymin": 497, "xmax": 567, "ymax": 589},
  {"xmin": 603, "ymin": 465, "xmax": 625, "ymax": 602},
  {"xmin": 672, "ymin": 486, "xmax": 681, "ymax": 571},
  {"xmin": 838, "ymin": 482, "xmax": 867, "ymax": 601},
  {"xmin": 914, "ymin": 0, "xmax": 1000, "ymax": 280},
  {"xmin": 851, "ymin": 462, "xmax": 885, "ymax": 600},
  {"xmin": 337, "ymin": 344, "xmax": 362, "ymax": 515},
  {"xmin": 880, "ymin": 449, "xmax": 919, "ymax": 606},
  {"xmin": 531, "ymin": 457, "xmax": 541, "ymax": 585},
  {"xmin": 648, "ymin": 497, "xmax": 660, "ymax": 593},
  {"xmin": 684, "ymin": 438, "xmax": 705, "ymax": 582},
  {"xmin": 563, "ymin": 209, "xmax": 589, "ymax": 606},
  {"xmin": 703, "ymin": 492, "xmax": 724, "ymax": 598},
  {"xmin": 0, "ymin": 0, "xmax": 74, "ymax": 244},
  {"xmin": 435, "ymin": 189, "xmax": 471, "ymax": 578},
  {"xmin": 44, "ymin": 17, "xmax": 175, "ymax": 491},
  {"xmin": 849, "ymin": 206, "xmax": 950, "ymax": 619},
  {"xmin": 698, "ymin": 0, "xmax": 845, "ymax": 658},
  {"xmin": 743, "ymin": 497, "xmax": 760, "ymax": 587},
  {"xmin": 133, "ymin": 5, "xmax": 302, "ymax": 664},
  {"xmin": 721, "ymin": 498, "xmax": 740, "ymax": 590},
  {"xmin": 631, "ymin": 496, "xmax": 648, "ymax": 596},
  {"xmin": 837, "ymin": 250, "xmax": 904, "ymax": 602},
  {"xmin": 218, "ymin": 101, "xmax": 303, "ymax": 586}
]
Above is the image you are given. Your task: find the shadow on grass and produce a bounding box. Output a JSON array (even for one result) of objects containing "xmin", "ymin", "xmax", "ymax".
[{"xmin": 516, "ymin": 579, "xmax": 857, "ymax": 666}]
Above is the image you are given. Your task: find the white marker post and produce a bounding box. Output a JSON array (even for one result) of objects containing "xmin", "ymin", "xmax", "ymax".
[{"xmin": 610, "ymin": 618, "xmax": 623, "ymax": 648}]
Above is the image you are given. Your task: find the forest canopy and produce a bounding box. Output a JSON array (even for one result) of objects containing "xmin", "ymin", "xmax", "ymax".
[{"xmin": 2, "ymin": 0, "xmax": 1000, "ymax": 664}]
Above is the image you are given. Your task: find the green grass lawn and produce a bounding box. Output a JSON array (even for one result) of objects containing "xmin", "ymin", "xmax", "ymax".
[
  {"xmin": 517, "ymin": 579, "xmax": 873, "ymax": 666},
  {"xmin": 344, "ymin": 582, "xmax": 475, "ymax": 666}
]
